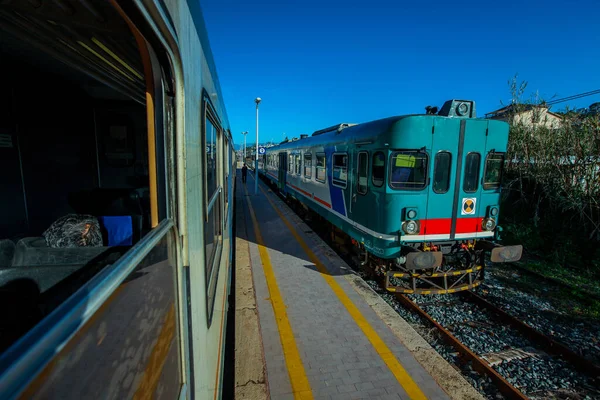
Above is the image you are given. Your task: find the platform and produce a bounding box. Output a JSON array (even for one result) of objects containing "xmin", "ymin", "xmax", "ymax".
[{"xmin": 234, "ymin": 170, "xmax": 483, "ymax": 400}]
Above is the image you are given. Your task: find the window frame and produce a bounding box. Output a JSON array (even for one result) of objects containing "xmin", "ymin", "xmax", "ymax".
[
  {"xmin": 432, "ymin": 151, "xmax": 452, "ymax": 194},
  {"xmin": 315, "ymin": 152, "xmax": 326, "ymax": 183},
  {"xmin": 463, "ymin": 152, "xmax": 481, "ymax": 193},
  {"xmin": 388, "ymin": 149, "xmax": 429, "ymax": 191},
  {"xmin": 332, "ymin": 152, "xmax": 348, "ymax": 189},
  {"xmin": 371, "ymin": 151, "xmax": 385, "ymax": 187},
  {"xmin": 295, "ymin": 153, "xmax": 301, "ymax": 175},
  {"xmin": 201, "ymin": 93, "xmax": 224, "ymax": 324},
  {"xmin": 483, "ymin": 152, "xmax": 505, "ymax": 190},
  {"xmin": 357, "ymin": 151, "xmax": 369, "ymax": 195},
  {"xmin": 304, "ymin": 151, "xmax": 312, "ymax": 179}
]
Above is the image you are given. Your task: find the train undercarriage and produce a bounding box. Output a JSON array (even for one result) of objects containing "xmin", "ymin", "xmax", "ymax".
[{"xmin": 280, "ymin": 189, "xmax": 522, "ymax": 295}]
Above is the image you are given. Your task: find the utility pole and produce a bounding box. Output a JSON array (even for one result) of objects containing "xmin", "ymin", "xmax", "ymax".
[{"xmin": 255, "ymin": 97, "xmax": 261, "ymax": 195}]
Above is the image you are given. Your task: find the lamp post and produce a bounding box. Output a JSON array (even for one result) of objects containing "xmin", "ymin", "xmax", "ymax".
[
  {"xmin": 255, "ymin": 97, "xmax": 261, "ymax": 195},
  {"xmin": 241, "ymin": 131, "xmax": 248, "ymax": 165}
]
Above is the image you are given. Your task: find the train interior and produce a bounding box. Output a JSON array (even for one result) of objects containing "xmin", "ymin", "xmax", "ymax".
[{"xmin": 0, "ymin": 3, "xmax": 152, "ymax": 352}]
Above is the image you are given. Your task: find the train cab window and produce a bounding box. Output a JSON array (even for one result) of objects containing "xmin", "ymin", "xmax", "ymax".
[
  {"xmin": 389, "ymin": 151, "xmax": 428, "ymax": 190},
  {"xmin": 463, "ymin": 152, "xmax": 481, "ymax": 193},
  {"xmin": 357, "ymin": 152, "xmax": 368, "ymax": 195},
  {"xmin": 483, "ymin": 153, "xmax": 504, "ymax": 190},
  {"xmin": 316, "ymin": 153, "xmax": 326, "ymax": 183},
  {"xmin": 304, "ymin": 152, "xmax": 312, "ymax": 178},
  {"xmin": 332, "ymin": 153, "xmax": 348, "ymax": 188},
  {"xmin": 372, "ymin": 151, "xmax": 385, "ymax": 187},
  {"xmin": 433, "ymin": 152, "xmax": 452, "ymax": 193}
]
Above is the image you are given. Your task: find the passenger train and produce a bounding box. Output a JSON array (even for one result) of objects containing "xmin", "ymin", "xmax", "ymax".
[
  {"xmin": 259, "ymin": 100, "xmax": 523, "ymax": 294},
  {"xmin": 0, "ymin": 1, "xmax": 234, "ymax": 399}
]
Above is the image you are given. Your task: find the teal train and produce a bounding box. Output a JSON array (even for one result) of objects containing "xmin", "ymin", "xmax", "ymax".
[{"xmin": 259, "ymin": 100, "xmax": 522, "ymax": 294}]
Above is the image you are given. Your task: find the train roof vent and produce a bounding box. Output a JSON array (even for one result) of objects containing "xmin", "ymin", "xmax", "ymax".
[
  {"xmin": 300, "ymin": 134, "xmax": 309, "ymax": 139},
  {"xmin": 438, "ymin": 100, "xmax": 476, "ymax": 118},
  {"xmin": 312, "ymin": 123, "xmax": 357, "ymax": 136}
]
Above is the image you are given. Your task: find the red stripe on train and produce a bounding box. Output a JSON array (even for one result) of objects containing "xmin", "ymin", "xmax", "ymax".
[
  {"xmin": 420, "ymin": 217, "xmax": 483, "ymax": 235},
  {"xmin": 286, "ymin": 183, "xmax": 332, "ymax": 209}
]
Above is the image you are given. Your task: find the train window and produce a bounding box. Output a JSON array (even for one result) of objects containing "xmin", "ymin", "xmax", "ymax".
[
  {"xmin": 357, "ymin": 152, "xmax": 368, "ymax": 195},
  {"xmin": 389, "ymin": 151, "xmax": 428, "ymax": 190},
  {"xmin": 204, "ymin": 103, "xmax": 223, "ymax": 291},
  {"xmin": 372, "ymin": 151, "xmax": 385, "ymax": 187},
  {"xmin": 463, "ymin": 152, "xmax": 481, "ymax": 193},
  {"xmin": 483, "ymin": 153, "xmax": 504, "ymax": 190},
  {"xmin": 332, "ymin": 153, "xmax": 348, "ymax": 188},
  {"xmin": 295, "ymin": 154, "xmax": 302, "ymax": 175},
  {"xmin": 316, "ymin": 153, "xmax": 326, "ymax": 183},
  {"xmin": 433, "ymin": 152, "xmax": 452, "ymax": 194},
  {"xmin": 304, "ymin": 153, "xmax": 312, "ymax": 178},
  {"xmin": 224, "ymin": 137, "xmax": 229, "ymax": 203},
  {"xmin": 289, "ymin": 154, "xmax": 294, "ymax": 173}
]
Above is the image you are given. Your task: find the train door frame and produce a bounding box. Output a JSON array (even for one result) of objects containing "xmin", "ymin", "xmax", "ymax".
[
  {"xmin": 426, "ymin": 118, "xmax": 456, "ymax": 236},
  {"xmin": 278, "ymin": 151, "xmax": 287, "ymax": 192}
]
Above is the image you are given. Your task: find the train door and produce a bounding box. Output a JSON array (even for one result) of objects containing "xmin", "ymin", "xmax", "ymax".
[
  {"xmin": 278, "ymin": 152, "xmax": 287, "ymax": 192},
  {"xmin": 350, "ymin": 151, "xmax": 370, "ymax": 227},
  {"xmin": 425, "ymin": 118, "xmax": 456, "ymax": 236},
  {"xmin": 456, "ymin": 119, "xmax": 489, "ymax": 238},
  {"xmin": 426, "ymin": 119, "xmax": 488, "ymax": 239}
]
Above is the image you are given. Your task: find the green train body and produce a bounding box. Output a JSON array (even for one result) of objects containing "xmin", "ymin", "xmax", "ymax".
[{"xmin": 259, "ymin": 100, "xmax": 522, "ymax": 294}]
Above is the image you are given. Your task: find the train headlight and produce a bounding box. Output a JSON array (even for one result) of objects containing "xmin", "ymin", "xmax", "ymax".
[
  {"xmin": 490, "ymin": 207, "xmax": 499, "ymax": 217},
  {"xmin": 482, "ymin": 218, "xmax": 496, "ymax": 231},
  {"xmin": 403, "ymin": 220, "xmax": 419, "ymax": 235},
  {"xmin": 407, "ymin": 209, "xmax": 417, "ymax": 219}
]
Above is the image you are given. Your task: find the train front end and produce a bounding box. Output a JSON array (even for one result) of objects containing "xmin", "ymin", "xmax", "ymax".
[{"xmin": 381, "ymin": 100, "xmax": 522, "ymax": 294}]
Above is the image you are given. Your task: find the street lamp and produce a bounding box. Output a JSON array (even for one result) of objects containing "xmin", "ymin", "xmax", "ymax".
[
  {"xmin": 241, "ymin": 131, "xmax": 248, "ymax": 165},
  {"xmin": 255, "ymin": 97, "xmax": 261, "ymax": 195}
]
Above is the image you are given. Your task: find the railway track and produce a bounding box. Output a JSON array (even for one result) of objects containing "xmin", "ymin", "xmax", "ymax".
[{"xmin": 393, "ymin": 290, "xmax": 600, "ymax": 399}]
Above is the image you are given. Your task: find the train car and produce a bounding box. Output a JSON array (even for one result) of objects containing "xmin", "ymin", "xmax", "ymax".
[
  {"xmin": 259, "ymin": 100, "xmax": 522, "ymax": 294},
  {"xmin": 0, "ymin": 1, "xmax": 235, "ymax": 399}
]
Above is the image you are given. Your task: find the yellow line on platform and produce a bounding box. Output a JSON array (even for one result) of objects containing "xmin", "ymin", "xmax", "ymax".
[
  {"xmin": 251, "ymin": 175, "xmax": 427, "ymax": 400},
  {"xmin": 243, "ymin": 182, "xmax": 313, "ymax": 400}
]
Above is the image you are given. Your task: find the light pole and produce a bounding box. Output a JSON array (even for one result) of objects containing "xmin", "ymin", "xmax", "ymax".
[
  {"xmin": 255, "ymin": 97, "xmax": 261, "ymax": 195},
  {"xmin": 241, "ymin": 131, "xmax": 248, "ymax": 165}
]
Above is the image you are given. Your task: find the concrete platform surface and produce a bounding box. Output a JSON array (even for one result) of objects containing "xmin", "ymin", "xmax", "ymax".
[{"xmin": 234, "ymin": 171, "xmax": 482, "ymax": 400}]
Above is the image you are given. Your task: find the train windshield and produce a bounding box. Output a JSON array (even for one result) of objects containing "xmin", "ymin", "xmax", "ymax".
[
  {"xmin": 484, "ymin": 153, "xmax": 505, "ymax": 190},
  {"xmin": 389, "ymin": 151, "xmax": 428, "ymax": 190}
]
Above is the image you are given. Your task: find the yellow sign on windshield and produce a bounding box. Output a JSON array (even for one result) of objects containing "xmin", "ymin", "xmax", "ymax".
[{"xmin": 395, "ymin": 154, "xmax": 416, "ymax": 167}]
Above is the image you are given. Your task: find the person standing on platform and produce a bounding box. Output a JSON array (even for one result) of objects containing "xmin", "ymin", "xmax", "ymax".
[{"xmin": 242, "ymin": 164, "xmax": 248, "ymax": 183}]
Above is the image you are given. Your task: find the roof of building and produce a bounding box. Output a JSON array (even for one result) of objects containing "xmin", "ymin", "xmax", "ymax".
[{"xmin": 484, "ymin": 103, "xmax": 563, "ymax": 120}]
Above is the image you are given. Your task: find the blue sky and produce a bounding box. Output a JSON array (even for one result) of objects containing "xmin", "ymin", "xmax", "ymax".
[{"xmin": 200, "ymin": 0, "xmax": 600, "ymax": 146}]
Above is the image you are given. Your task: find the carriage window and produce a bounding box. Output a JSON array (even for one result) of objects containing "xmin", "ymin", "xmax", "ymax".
[
  {"xmin": 433, "ymin": 152, "xmax": 451, "ymax": 194},
  {"xmin": 304, "ymin": 152, "xmax": 312, "ymax": 178},
  {"xmin": 484, "ymin": 153, "xmax": 504, "ymax": 190},
  {"xmin": 204, "ymin": 111, "xmax": 222, "ymax": 287},
  {"xmin": 389, "ymin": 151, "xmax": 428, "ymax": 190},
  {"xmin": 316, "ymin": 153, "xmax": 326, "ymax": 182},
  {"xmin": 372, "ymin": 151, "xmax": 385, "ymax": 187},
  {"xmin": 295, "ymin": 154, "xmax": 301, "ymax": 175},
  {"xmin": 206, "ymin": 119, "xmax": 217, "ymax": 198},
  {"xmin": 289, "ymin": 154, "xmax": 293, "ymax": 172},
  {"xmin": 463, "ymin": 153, "xmax": 481, "ymax": 193},
  {"xmin": 332, "ymin": 153, "xmax": 347, "ymax": 188},
  {"xmin": 357, "ymin": 152, "xmax": 368, "ymax": 195}
]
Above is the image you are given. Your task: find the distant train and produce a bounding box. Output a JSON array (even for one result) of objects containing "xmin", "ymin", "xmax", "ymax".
[
  {"xmin": 258, "ymin": 100, "xmax": 522, "ymax": 294},
  {"xmin": 0, "ymin": 1, "xmax": 234, "ymax": 399}
]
